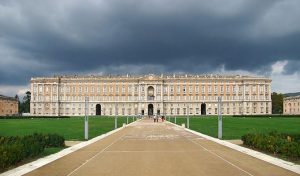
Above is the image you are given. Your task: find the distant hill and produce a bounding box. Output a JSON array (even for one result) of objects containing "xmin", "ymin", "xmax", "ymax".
[{"xmin": 283, "ymin": 92, "xmax": 300, "ymax": 97}]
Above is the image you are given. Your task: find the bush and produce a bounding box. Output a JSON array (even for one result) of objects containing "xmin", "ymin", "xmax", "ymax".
[
  {"xmin": 242, "ymin": 131, "xmax": 300, "ymax": 160},
  {"xmin": 233, "ymin": 114, "xmax": 300, "ymax": 118},
  {"xmin": 44, "ymin": 134, "xmax": 65, "ymax": 147},
  {"xmin": 0, "ymin": 116, "xmax": 70, "ymax": 119},
  {"xmin": 0, "ymin": 133, "xmax": 65, "ymax": 172}
]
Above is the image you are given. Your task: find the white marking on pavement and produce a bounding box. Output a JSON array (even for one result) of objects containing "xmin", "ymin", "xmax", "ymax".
[{"xmin": 67, "ymin": 132, "xmax": 129, "ymax": 176}]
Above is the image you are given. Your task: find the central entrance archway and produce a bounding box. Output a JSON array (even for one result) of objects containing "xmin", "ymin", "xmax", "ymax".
[
  {"xmin": 96, "ymin": 104, "xmax": 101, "ymax": 116},
  {"xmin": 148, "ymin": 104, "xmax": 154, "ymax": 116}
]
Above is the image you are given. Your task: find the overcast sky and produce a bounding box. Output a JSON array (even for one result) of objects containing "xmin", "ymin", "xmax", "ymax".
[{"xmin": 1, "ymin": 0, "xmax": 300, "ymax": 96}]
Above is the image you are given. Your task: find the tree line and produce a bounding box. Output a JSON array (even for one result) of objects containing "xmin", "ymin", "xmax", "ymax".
[
  {"xmin": 271, "ymin": 92, "xmax": 284, "ymax": 114},
  {"xmin": 15, "ymin": 91, "xmax": 31, "ymax": 114}
]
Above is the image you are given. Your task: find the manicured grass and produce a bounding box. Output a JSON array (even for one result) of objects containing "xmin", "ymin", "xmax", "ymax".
[
  {"xmin": 168, "ymin": 116, "xmax": 300, "ymax": 140},
  {"xmin": 0, "ymin": 116, "xmax": 137, "ymax": 141}
]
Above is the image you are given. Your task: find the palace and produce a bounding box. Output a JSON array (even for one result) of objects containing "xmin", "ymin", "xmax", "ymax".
[
  {"xmin": 283, "ymin": 95, "xmax": 300, "ymax": 115},
  {"xmin": 0, "ymin": 95, "xmax": 18, "ymax": 116},
  {"xmin": 30, "ymin": 74, "xmax": 272, "ymax": 116}
]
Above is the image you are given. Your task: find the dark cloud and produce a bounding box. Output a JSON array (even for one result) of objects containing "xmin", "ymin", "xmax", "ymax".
[{"xmin": 0, "ymin": 0, "xmax": 300, "ymax": 89}]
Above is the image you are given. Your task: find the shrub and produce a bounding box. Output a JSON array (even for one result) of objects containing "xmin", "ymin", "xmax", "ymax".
[
  {"xmin": 233, "ymin": 114, "xmax": 300, "ymax": 118},
  {"xmin": 0, "ymin": 116, "xmax": 70, "ymax": 119},
  {"xmin": 242, "ymin": 131, "xmax": 300, "ymax": 160},
  {"xmin": 44, "ymin": 134, "xmax": 65, "ymax": 147},
  {"xmin": 0, "ymin": 133, "xmax": 65, "ymax": 172}
]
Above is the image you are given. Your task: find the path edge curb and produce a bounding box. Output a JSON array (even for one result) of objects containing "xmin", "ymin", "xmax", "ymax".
[
  {"xmin": 1, "ymin": 119, "xmax": 140, "ymax": 176},
  {"xmin": 166, "ymin": 121, "xmax": 300, "ymax": 174}
]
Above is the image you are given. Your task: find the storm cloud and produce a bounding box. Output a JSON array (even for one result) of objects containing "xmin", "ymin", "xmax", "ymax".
[{"xmin": 0, "ymin": 0, "xmax": 300, "ymax": 95}]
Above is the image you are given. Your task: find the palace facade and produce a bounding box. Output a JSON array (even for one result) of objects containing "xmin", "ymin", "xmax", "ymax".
[
  {"xmin": 0, "ymin": 95, "xmax": 18, "ymax": 116},
  {"xmin": 283, "ymin": 96, "xmax": 300, "ymax": 115},
  {"xmin": 30, "ymin": 74, "xmax": 272, "ymax": 116}
]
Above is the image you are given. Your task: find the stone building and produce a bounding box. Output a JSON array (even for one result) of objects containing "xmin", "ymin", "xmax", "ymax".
[
  {"xmin": 283, "ymin": 96, "xmax": 300, "ymax": 115},
  {"xmin": 30, "ymin": 74, "xmax": 272, "ymax": 116},
  {"xmin": 0, "ymin": 95, "xmax": 18, "ymax": 116}
]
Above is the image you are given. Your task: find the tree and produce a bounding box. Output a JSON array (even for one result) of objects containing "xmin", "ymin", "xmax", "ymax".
[
  {"xmin": 22, "ymin": 91, "xmax": 31, "ymax": 113},
  {"xmin": 15, "ymin": 94, "xmax": 21, "ymax": 115},
  {"xmin": 271, "ymin": 92, "xmax": 283, "ymax": 114}
]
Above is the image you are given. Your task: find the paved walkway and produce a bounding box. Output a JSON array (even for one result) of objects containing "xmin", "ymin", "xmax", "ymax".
[{"xmin": 25, "ymin": 119, "xmax": 298, "ymax": 176}]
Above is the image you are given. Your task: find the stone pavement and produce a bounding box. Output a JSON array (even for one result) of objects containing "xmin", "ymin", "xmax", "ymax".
[{"xmin": 25, "ymin": 119, "xmax": 298, "ymax": 176}]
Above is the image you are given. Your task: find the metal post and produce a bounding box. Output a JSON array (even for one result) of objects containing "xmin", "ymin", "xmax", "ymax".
[
  {"xmin": 187, "ymin": 105, "xmax": 190, "ymax": 129},
  {"xmin": 218, "ymin": 96, "xmax": 222, "ymax": 139},
  {"xmin": 127, "ymin": 116, "xmax": 129, "ymax": 124},
  {"xmin": 115, "ymin": 103, "xmax": 118, "ymax": 129},
  {"xmin": 175, "ymin": 116, "xmax": 177, "ymax": 124},
  {"xmin": 84, "ymin": 97, "xmax": 89, "ymax": 140}
]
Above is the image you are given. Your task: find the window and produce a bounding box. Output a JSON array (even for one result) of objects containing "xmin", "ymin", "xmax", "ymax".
[
  {"xmin": 164, "ymin": 86, "xmax": 167, "ymax": 93},
  {"xmin": 214, "ymin": 85, "xmax": 217, "ymax": 93},
  {"xmin": 116, "ymin": 85, "xmax": 119, "ymax": 93},
  {"xmin": 189, "ymin": 86, "xmax": 193, "ymax": 93},
  {"xmin": 122, "ymin": 86, "xmax": 125, "ymax": 93},
  {"xmin": 39, "ymin": 86, "xmax": 43, "ymax": 93},
  {"xmin": 170, "ymin": 86, "xmax": 174, "ymax": 92},
  {"xmin": 245, "ymin": 85, "xmax": 249, "ymax": 92},
  {"xmin": 128, "ymin": 85, "xmax": 132, "ymax": 92},
  {"xmin": 183, "ymin": 86, "xmax": 186, "ymax": 93}
]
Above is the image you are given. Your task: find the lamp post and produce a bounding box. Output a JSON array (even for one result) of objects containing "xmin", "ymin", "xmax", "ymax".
[
  {"xmin": 84, "ymin": 97, "xmax": 89, "ymax": 140},
  {"xmin": 115, "ymin": 103, "xmax": 118, "ymax": 129},
  {"xmin": 187, "ymin": 105, "xmax": 190, "ymax": 129},
  {"xmin": 218, "ymin": 96, "xmax": 222, "ymax": 139}
]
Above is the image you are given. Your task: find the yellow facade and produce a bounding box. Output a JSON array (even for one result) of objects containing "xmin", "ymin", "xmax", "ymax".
[
  {"xmin": 30, "ymin": 74, "xmax": 272, "ymax": 116},
  {"xmin": 283, "ymin": 96, "xmax": 300, "ymax": 115},
  {"xmin": 0, "ymin": 95, "xmax": 18, "ymax": 116}
]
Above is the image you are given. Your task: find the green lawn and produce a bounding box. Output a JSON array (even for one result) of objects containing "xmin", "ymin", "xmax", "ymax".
[
  {"xmin": 0, "ymin": 116, "xmax": 137, "ymax": 141},
  {"xmin": 168, "ymin": 116, "xmax": 300, "ymax": 140}
]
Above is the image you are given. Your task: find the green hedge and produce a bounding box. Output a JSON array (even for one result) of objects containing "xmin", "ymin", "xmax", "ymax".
[
  {"xmin": 233, "ymin": 114, "xmax": 300, "ymax": 118},
  {"xmin": 242, "ymin": 132, "xmax": 300, "ymax": 159},
  {"xmin": 0, "ymin": 133, "xmax": 65, "ymax": 172},
  {"xmin": 0, "ymin": 116, "xmax": 70, "ymax": 119}
]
